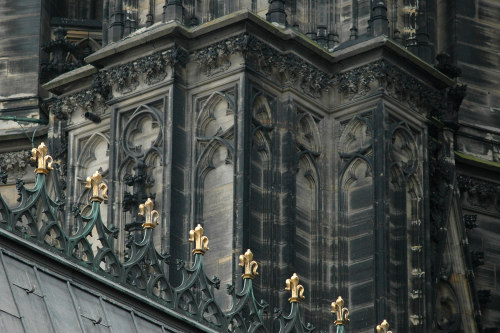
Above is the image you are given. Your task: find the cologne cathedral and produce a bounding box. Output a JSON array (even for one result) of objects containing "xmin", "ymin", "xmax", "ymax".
[{"xmin": 0, "ymin": 1, "xmax": 499, "ymax": 332}]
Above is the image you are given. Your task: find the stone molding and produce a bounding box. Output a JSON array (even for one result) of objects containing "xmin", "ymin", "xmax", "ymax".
[
  {"xmin": 457, "ymin": 174, "xmax": 499, "ymax": 211},
  {"xmin": 0, "ymin": 150, "xmax": 31, "ymax": 179},
  {"xmin": 50, "ymin": 47, "xmax": 185, "ymax": 121},
  {"xmin": 192, "ymin": 33, "xmax": 330, "ymax": 98},
  {"xmin": 50, "ymin": 34, "xmax": 459, "ymax": 123}
]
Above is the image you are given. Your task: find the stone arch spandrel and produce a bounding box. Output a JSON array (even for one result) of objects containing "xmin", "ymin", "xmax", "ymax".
[
  {"xmin": 297, "ymin": 112, "xmax": 321, "ymax": 153},
  {"xmin": 339, "ymin": 115, "xmax": 373, "ymax": 157},
  {"xmin": 197, "ymin": 92, "xmax": 235, "ymax": 139},
  {"xmin": 390, "ymin": 123, "xmax": 419, "ymax": 175},
  {"xmin": 252, "ymin": 93, "xmax": 272, "ymax": 127}
]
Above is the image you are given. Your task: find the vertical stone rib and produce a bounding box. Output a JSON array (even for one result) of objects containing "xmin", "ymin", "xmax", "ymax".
[
  {"xmin": 371, "ymin": 0, "xmax": 389, "ymax": 36},
  {"xmin": 350, "ymin": 0, "xmax": 359, "ymax": 40},
  {"xmin": 266, "ymin": 0, "xmax": 287, "ymax": 25},
  {"xmin": 163, "ymin": 0, "xmax": 184, "ymax": 23},
  {"xmin": 146, "ymin": 0, "xmax": 154, "ymax": 26},
  {"xmin": 103, "ymin": 0, "xmax": 109, "ymax": 45},
  {"xmin": 416, "ymin": 0, "xmax": 432, "ymax": 62},
  {"xmin": 374, "ymin": 101, "xmax": 388, "ymax": 323},
  {"xmin": 109, "ymin": 0, "xmax": 123, "ymax": 42}
]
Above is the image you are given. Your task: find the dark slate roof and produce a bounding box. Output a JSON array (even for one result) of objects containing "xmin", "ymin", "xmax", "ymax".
[
  {"xmin": 0, "ymin": 232, "xmax": 210, "ymax": 333},
  {"xmin": 0, "ymin": 248, "xmax": 186, "ymax": 333}
]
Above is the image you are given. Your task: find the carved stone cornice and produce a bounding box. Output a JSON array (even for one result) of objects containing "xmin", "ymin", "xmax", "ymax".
[
  {"xmin": 50, "ymin": 74, "xmax": 110, "ymax": 121},
  {"xmin": 0, "ymin": 150, "xmax": 31, "ymax": 179},
  {"xmin": 463, "ymin": 215, "xmax": 478, "ymax": 229},
  {"xmin": 457, "ymin": 174, "xmax": 499, "ymax": 210},
  {"xmin": 50, "ymin": 47, "xmax": 187, "ymax": 121},
  {"xmin": 245, "ymin": 37, "xmax": 330, "ymax": 97},
  {"xmin": 50, "ymin": 36, "xmax": 459, "ymax": 122},
  {"xmin": 192, "ymin": 33, "xmax": 330, "ymax": 98},
  {"xmin": 192, "ymin": 34, "xmax": 250, "ymax": 77},
  {"xmin": 332, "ymin": 60, "xmax": 444, "ymax": 112}
]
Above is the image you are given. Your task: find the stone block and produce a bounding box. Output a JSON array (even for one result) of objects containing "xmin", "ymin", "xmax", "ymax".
[
  {"xmin": 351, "ymin": 281, "xmax": 374, "ymax": 306},
  {"xmin": 349, "ymin": 259, "xmax": 374, "ymax": 283},
  {"xmin": 7, "ymin": 57, "xmax": 39, "ymax": 75},
  {"xmin": 349, "ymin": 234, "xmax": 374, "ymax": 261},
  {"xmin": 460, "ymin": 63, "xmax": 498, "ymax": 88},
  {"xmin": 478, "ymin": 0, "xmax": 500, "ymax": 26},
  {"xmin": 349, "ymin": 306, "xmax": 375, "ymax": 330},
  {"xmin": 456, "ymin": 17, "xmax": 500, "ymax": 53},
  {"xmin": 0, "ymin": 0, "xmax": 41, "ymax": 17},
  {"xmin": 457, "ymin": 43, "xmax": 500, "ymax": 69},
  {"xmin": 464, "ymin": 86, "xmax": 489, "ymax": 106},
  {"xmin": 456, "ymin": 0, "xmax": 476, "ymax": 18}
]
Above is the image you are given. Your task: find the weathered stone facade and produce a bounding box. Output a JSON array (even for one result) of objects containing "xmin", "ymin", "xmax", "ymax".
[{"xmin": 1, "ymin": 1, "xmax": 499, "ymax": 332}]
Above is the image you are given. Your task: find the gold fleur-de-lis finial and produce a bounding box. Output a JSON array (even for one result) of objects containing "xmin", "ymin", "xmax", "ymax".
[
  {"xmin": 376, "ymin": 320, "xmax": 392, "ymax": 333},
  {"xmin": 31, "ymin": 142, "xmax": 53, "ymax": 174},
  {"xmin": 138, "ymin": 198, "xmax": 159, "ymax": 229},
  {"xmin": 331, "ymin": 296, "xmax": 350, "ymax": 326},
  {"xmin": 189, "ymin": 224, "xmax": 209, "ymax": 254},
  {"xmin": 85, "ymin": 171, "xmax": 108, "ymax": 202},
  {"xmin": 239, "ymin": 249, "xmax": 259, "ymax": 279},
  {"xmin": 285, "ymin": 273, "xmax": 305, "ymax": 303}
]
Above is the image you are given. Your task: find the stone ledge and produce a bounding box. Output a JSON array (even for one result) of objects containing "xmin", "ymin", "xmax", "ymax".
[{"xmin": 42, "ymin": 64, "xmax": 97, "ymax": 92}]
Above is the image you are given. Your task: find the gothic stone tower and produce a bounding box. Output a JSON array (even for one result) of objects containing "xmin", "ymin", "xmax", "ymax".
[{"xmin": 41, "ymin": 2, "xmax": 481, "ymax": 332}]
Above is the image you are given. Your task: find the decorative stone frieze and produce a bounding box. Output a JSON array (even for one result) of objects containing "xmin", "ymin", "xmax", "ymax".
[
  {"xmin": 50, "ymin": 47, "xmax": 186, "ymax": 121},
  {"xmin": 51, "ymin": 35, "xmax": 458, "ymax": 123},
  {"xmin": 50, "ymin": 78, "xmax": 108, "ymax": 121},
  {"xmin": 192, "ymin": 34, "xmax": 248, "ymax": 76},
  {"xmin": 331, "ymin": 60, "xmax": 446, "ymax": 114},
  {"xmin": 0, "ymin": 150, "xmax": 31, "ymax": 179},
  {"xmin": 457, "ymin": 174, "xmax": 499, "ymax": 209},
  {"xmin": 192, "ymin": 33, "xmax": 330, "ymax": 97},
  {"xmin": 463, "ymin": 215, "xmax": 478, "ymax": 229}
]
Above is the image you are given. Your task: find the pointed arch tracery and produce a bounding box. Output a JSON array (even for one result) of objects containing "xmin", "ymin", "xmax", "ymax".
[
  {"xmin": 194, "ymin": 91, "xmax": 236, "ymax": 299},
  {"xmin": 339, "ymin": 156, "xmax": 375, "ymax": 321},
  {"xmin": 111, "ymin": 103, "xmax": 165, "ymax": 256},
  {"xmin": 339, "ymin": 115, "xmax": 373, "ymax": 157},
  {"xmin": 296, "ymin": 112, "xmax": 321, "ymax": 153},
  {"xmin": 387, "ymin": 119, "xmax": 424, "ymax": 331},
  {"xmin": 247, "ymin": 92, "xmax": 273, "ymax": 303},
  {"xmin": 338, "ymin": 112, "xmax": 375, "ymax": 326},
  {"xmin": 294, "ymin": 109, "xmax": 321, "ymax": 320},
  {"xmin": 197, "ymin": 92, "xmax": 234, "ymax": 139},
  {"xmin": 73, "ymin": 132, "xmax": 110, "ymax": 226},
  {"xmin": 122, "ymin": 104, "xmax": 163, "ymax": 160}
]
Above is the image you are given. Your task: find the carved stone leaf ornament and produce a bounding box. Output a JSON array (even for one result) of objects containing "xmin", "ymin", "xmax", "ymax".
[
  {"xmin": 51, "ymin": 34, "xmax": 454, "ymax": 125},
  {"xmin": 0, "ymin": 150, "xmax": 31, "ymax": 179},
  {"xmin": 50, "ymin": 47, "xmax": 187, "ymax": 121},
  {"xmin": 457, "ymin": 174, "xmax": 499, "ymax": 209},
  {"xmin": 192, "ymin": 33, "xmax": 330, "ymax": 97}
]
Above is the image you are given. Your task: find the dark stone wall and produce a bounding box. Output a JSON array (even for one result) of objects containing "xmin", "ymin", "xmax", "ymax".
[
  {"xmin": 0, "ymin": 0, "xmax": 42, "ymax": 113},
  {"xmin": 449, "ymin": 0, "xmax": 500, "ymax": 129},
  {"xmin": 457, "ymin": 166, "xmax": 500, "ymax": 331},
  {"xmin": 4, "ymin": 2, "xmax": 496, "ymax": 330},
  {"xmin": 444, "ymin": 1, "xmax": 500, "ymax": 330}
]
